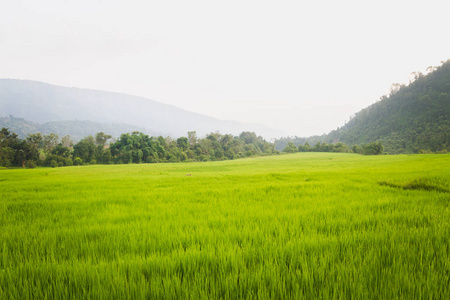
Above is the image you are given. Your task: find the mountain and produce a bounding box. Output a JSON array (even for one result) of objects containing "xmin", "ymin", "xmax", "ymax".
[
  {"xmin": 0, "ymin": 79, "xmax": 285, "ymax": 140},
  {"xmin": 276, "ymin": 60, "xmax": 450, "ymax": 153},
  {"xmin": 0, "ymin": 116, "xmax": 156, "ymax": 141}
]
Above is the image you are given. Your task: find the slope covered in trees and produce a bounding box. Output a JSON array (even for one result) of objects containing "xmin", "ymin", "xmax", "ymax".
[{"xmin": 277, "ymin": 60, "xmax": 450, "ymax": 153}]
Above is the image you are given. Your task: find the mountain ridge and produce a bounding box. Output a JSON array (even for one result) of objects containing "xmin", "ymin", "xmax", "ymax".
[
  {"xmin": 0, "ymin": 79, "xmax": 286, "ymax": 139},
  {"xmin": 275, "ymin": 60, "xmax": 450, "ymax": 153},
  {"xmin": 0, "ymin": 116, "xmax": 158, "ymax": 141}
]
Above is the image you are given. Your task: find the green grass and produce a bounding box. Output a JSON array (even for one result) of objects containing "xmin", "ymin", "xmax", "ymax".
[{"xmin": 1, "ymin": 153, "xmax": 449, "ymax": 299}]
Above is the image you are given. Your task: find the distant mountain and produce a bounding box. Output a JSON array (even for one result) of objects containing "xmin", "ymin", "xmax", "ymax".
[
  {"xmin": 276, "ymin": 60, "xmax": 450, "ymax": 153},
  {"xmin": 0, "ymin": 116, "xmax": 156, "ymax": 141},
  {"xmin": 0, "ymin": 79, "xmax": 285, "ymax": 139}
]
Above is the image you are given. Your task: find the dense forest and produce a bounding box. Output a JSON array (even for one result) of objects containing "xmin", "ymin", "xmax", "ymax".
[
  {"xmin": 276, "ymin": 60, "xmax": 450, "ymax": 154},
  {"xmin": 1, "ymin": 127, "xmax": 389, "ymax": 168},
  {"xmin": 0, "ymin": 129, "xmax": 280, "ymax": 168}
]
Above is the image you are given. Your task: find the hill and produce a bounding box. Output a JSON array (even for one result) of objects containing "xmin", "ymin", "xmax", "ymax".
[
  {"xmin": 276, "ymin": 60, "xmax": 450, "ymax": 153},
  {"xmin": 0, "ymin": 79, "xmax": 285, "ymax": 139},
  {"xmin": 0, "ymin": 116, "xmax": 156, "ymax": 141}
]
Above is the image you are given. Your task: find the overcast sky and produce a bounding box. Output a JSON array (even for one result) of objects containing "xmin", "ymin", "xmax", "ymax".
[{"xmin": 1, "ymin": 0, "xmax": 449, "ymax": 137}]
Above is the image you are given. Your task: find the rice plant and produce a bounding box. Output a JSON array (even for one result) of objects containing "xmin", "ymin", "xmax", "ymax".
[{"xmin": 1, "ymin": 153, "xmax": 449, "ymax": 299}]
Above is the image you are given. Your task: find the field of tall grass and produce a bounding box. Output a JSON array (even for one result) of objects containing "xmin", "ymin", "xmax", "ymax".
[{"xmin": 1, "ymin": 153, "xmax": 449, "ymax": 299}]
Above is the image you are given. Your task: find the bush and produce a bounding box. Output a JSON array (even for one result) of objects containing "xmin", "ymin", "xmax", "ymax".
[
  {"xmin": 146, "ymin": 157, "xmax": 157, "ymax": 163},
  {"xmin": 50, "ymin": 160, "xmax": 58, "ymax": 168},
  {"xmin": 26, "ymin": 160, "xmax": 36, "ymax": 169},
  {"xmin": 362, "ymin": 142, "xmax": 383, "ymax": 155},
  {"xmin": 73, "ymin": 157, "xmax": 83, "ymax": 166},
  {"xmin": 64, "ymin": 157, "xmax": 73, "ymax": 166},
  {"xmin": 419, "ymin": 149, "xmax": 432, "ymax": 154},
  {"xmin": 283, "ymin": 141, "xmax": 298, "ymax": 153},
  {"xmin": 352, "ymin": 145, "xmax": 362, "ymax": 154}
]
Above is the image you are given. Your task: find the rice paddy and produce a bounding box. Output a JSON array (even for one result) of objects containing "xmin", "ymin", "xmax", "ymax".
[{"xmin": 1, "ymin": 153, "xmax": 449, "ymax": 299}]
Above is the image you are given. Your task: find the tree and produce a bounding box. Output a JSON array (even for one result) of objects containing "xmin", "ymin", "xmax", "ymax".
[
  {"xmin": 73, "ymin": 136, "xmax": 95, "ymax": 163},
  {"xmin": 132, "ymin": 149, "xmax": 143, "ymax": 164},
  {"xmin": 177, "ymin": 137, "xmax": 189, "ymax": 151},
  {"xmin": 283, "ymin": 142, "xmax": 298, "ymax": 153},
  {"xmin": 352, "ymin": 145, "xmax": 362, "ymax": 154},
  {"xmin": 52, "ymin": 144, "xmax": 71, "ymax": 157},
  {"xmin": 439, "ymin": 92, "xmax": 449, "ymax": 102},
  {"xmin": 42, "ymin": 133, "xmax": 59, "ymax": 155},
  {"xmin": 188, "ymin": 131, "xmax": 197, "ymax": 148},
  {"xmin": 312, "ymin": 142, "xmax": 322, "ymax": 152},
  {"xmin": 0, "ymin": 128, "xmax": 36, "ymax": 167},
  {"xmin": 303, "ymin": 142, "xmax": 311, "ymax": 152},
  {"xmin": 95, "ymin": 132, "xmax": 112, "ymax": 147},
  {"xmin": 102, "ymin": 148, "xmax": 112, "ymax": 164},
  {"xmin": 26, "ymin": 133, "xmax": 43, "ymax": 150},
  {"xmin": 0, "ymin": 128, "xmax": 15, "ymax": 167},
  {"xmin": 73, "ymin": 157, "xmax": 83, "ymax": 166},
  {"xmin": 26, "ymin": 133, "xmax": 43, "ymax": 163},
  {"xmin": 239, "ymin": 132, "xmax": 259, "ymax": 145},
  {"xmin": 61, "ymin": 135, "xmax": 74, "ymax": 148},
  {"xmin": 362, "ymin": 141, "xmax": 383, "ymax": 155}
]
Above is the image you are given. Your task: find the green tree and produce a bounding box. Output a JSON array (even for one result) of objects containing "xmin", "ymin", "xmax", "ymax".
[
  {"xmin": 188, "ymin": 131, "xmax": 197, "ymax": 149},
  {"xmin": 1, "ymin": 128, "xmax": 36, "ymax": 167},
  {"xmin": 0, "ymin": 129, "xmax": 14, "ymax": 167},
  {"xmin": 283, "ymin": 142, "xmax": 298, "ymax": 153},
  {"xmin": 52, "ymin": 144, "xmax": 71, "ymax": 158},
  {"xmin": 352, "ymin": 145, "xmax": 362, "ymax": 154},
  {"xmin": 102, "ymin": 148, "xmax": 112, "ymax": 164},
  {"xmin": 177, "ymin": 137, "xmax": 189, "ymax": 151},
  {"xmin": 95, "ymin": 132, "xmax": 112, "ymax": 147},
  {"xmin": 304, "ymin": 142, "xmax": 311, "ymax": 152},
  {"xmin": 363, "ymin": 141, "xmax": 383, "ymax": 155},
  {"xmin": 73, "ymin": 136, "xmax": 95, "ymax": 163},
  {"xmin": 60, "ymin": 135, "xmax": 74, "ymax": 148},
  {"xmin": 42, "ymin": 133, "xmax": 59, "ymax": 155}
]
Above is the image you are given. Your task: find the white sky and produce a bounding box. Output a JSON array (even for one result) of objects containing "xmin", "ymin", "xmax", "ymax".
[{"xmin": 1, "ymin": 0, "xmax": 449, "ymax": 137}]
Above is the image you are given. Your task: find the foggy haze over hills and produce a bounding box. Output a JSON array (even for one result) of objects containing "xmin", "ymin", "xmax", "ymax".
[
  {"xmin": 0, "ymin": 79, "xmax": 286, "ymax": 139},
  {"xmin": 1, "ymin": 1, "xmax": 449, "ymax": 138}
]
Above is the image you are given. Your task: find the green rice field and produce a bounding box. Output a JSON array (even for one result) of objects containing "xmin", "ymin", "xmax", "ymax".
[{"xmin": 1, "ymin": 153, "xmax": 449, "ymax": 299}]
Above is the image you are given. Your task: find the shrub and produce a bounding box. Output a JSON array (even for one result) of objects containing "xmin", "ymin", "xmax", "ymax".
[
  {"xmin": 73, "ymin": 157, "xmax": 83, "ymax": 166},
  {"xmin": 64, "ymin": 157, "xmax": 73, "ymax": 166},
  {"xmin": 362, "ymin": 142, "xmax": 383, "ymax": 155},
  {"xmin": 418, "ymin": 149, "xmax": 432, "ymax": 154},
  {"xmin": 26, "ymin": 160, "xmax": 36, "ymax": 169}
]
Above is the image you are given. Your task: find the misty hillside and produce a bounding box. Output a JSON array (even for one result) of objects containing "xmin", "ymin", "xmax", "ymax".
[
  {"xmin": 0, "ymin": 79, "xmax": 284, "ymax": 139},
  {"xmin": 0, "ymin": 116, "xmax": 157, "ymax": 141},
  {"xmin": 276, "ymin": 60, "xmax": 450, "ymax": 153}
]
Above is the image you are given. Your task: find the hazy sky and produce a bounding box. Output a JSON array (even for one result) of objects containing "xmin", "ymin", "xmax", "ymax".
[{"xmin": 1, "ymin": 0, "xmax": 449, "ymax": 137}]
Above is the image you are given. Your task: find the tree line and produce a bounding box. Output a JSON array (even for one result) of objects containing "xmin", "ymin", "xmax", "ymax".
[
  {"xmin": 1, "ymin": 126, "xmax": 387, "ymax": 168},
  {"xmin": 282, "ymin": 140, "xmax": 384, "ymax": 155},
  {"xmin": 0, "ymin": 129, "xmax": 280, "ymax": 168}
]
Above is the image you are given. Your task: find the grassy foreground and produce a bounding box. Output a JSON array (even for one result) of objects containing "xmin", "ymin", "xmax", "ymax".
[{"xmin": 1, "ymin": 153, "xmax": 449, "ymax": 299}]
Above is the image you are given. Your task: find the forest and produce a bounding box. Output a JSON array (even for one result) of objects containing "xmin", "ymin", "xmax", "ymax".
[
  {"xmin": 0, "ymin": 129, "xmax": 278, "ymax": 167},
  {"xmin": 276, "ymin": 60, "xmax": 450, "ymax": 154},
  {"xmin": 1, "ymin": 128, "xmax": 389, "ymax": 168},
  {"xmin": 3, "ymin": 61, "xmax": 449, "ymax": 168}
]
